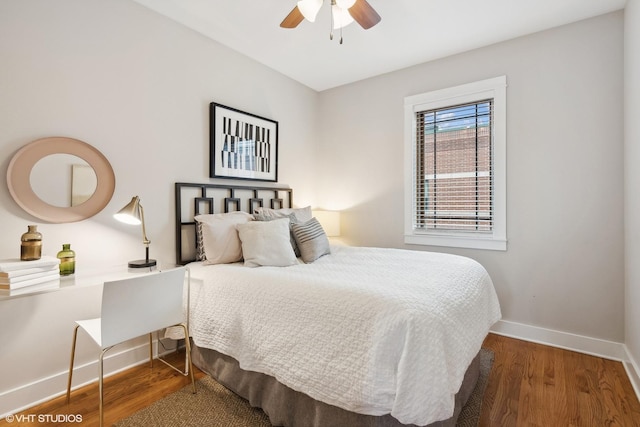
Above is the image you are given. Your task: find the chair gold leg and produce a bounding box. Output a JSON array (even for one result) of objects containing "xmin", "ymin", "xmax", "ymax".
[
  {"xmin": 98, "ymin": 348, "xmax": 109, "ymax": 427},
  {"xmin": 66, "ymin": 325, "xmax": 80, "ymax": 404},
  {"xmin": 181, "ymin": 324, "xmax": 196, "ymax": 394},
  {"xmin": 154, "ymin": 324, "xmax": 196, "ymax": 393}
]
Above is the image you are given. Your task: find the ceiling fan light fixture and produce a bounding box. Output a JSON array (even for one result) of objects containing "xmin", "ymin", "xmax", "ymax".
[
  {"xmin": 335, "ymin": 0, "xmax": 357, "ymax": 9},
  {"xmin": 332, "ymin": 4, "xmax": 354, "ymax": 29},
  {"xmin": 280, "ymin": 0, "xmax": 381, "ymax": 35},
  {"xmin": 297, "ymin": 0, "xmax": 323, "ymax": 22}
]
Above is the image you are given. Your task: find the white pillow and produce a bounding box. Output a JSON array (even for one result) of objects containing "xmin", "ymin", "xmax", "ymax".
[
  {"xmin": 237, "ymin": 218, "xmax": 298, "ymax": 268},
  {"xmin": 195, "ymin": 211, "xmax": 253, "ymax": 265},
  {"xmin": 253, "ymin": 206, "xmax": 312, "ymax": 223}
]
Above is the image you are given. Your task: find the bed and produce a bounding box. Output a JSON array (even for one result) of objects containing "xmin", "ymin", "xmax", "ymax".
[{"xmin": 175, "ymin": 182, "xmax": 501, "ymax": 426}]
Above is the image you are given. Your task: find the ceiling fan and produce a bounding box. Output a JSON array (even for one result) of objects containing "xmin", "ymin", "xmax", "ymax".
[{"xmin": 280, "ymin": 0, "xmax": 381, "ymax": 43}]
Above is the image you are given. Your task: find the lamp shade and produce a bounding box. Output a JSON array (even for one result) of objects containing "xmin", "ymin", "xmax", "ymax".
[
  {"xmin": 297, "ymin": 0, "xmax": 323, "ymax": 22},
  {"xmin": 114, "ymin": 196, "xmax": 141, "ymax": 225},
  {"xmin": 312, "ymin": 210, "xmax": 341, "ymax": 237},
  {"xmin": 335, "ymin": 0, "xmax": 356, "ymax": 8},
  {"xmin": 332, "ymin": 4, "xmax": 354, "ymax": 29}
]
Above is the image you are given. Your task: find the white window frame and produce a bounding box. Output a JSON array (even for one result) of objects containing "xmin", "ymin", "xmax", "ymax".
[{"xmin": 404, "ymin": 76, "xmax": 507, "ymax": 251}]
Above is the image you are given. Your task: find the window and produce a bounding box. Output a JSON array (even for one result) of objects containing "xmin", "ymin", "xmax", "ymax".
[{"xmin": 404, "ymin": 76, "xmax": 507, "ymax": 251}]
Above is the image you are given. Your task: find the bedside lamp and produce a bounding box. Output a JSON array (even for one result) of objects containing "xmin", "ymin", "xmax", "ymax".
[
  {"xmin": 312, "ymin": 210, "xmax": 341, "ymax": 237},
  {"xmin": 114, "ymin": 196, "xmax": 157, "ymax": 269}
]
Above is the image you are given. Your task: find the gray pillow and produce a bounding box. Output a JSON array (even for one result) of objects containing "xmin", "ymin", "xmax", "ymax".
[
  {"xmin": 291, "ymin": 217, "xmax": 331, "ymax": 263},
  {"xmin": 253, "ymin": 206, "xmax": 312, "ymax": 222}
]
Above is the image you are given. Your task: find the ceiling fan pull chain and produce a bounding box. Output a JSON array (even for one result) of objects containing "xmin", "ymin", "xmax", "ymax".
[{"xmin": 340, "ymin": 26, "xmax": 344, "ymax": 44}]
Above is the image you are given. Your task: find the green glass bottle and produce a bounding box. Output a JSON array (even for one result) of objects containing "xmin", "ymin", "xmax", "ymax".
[{"xmin": 57, "ymin": 243, "xmax": 76, "ymax": 276}]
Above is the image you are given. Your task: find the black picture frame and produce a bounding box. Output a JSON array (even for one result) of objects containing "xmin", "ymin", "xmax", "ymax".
[{"xmin": 210, "ymin": 103, "xmax": 278, "ymax": 182}]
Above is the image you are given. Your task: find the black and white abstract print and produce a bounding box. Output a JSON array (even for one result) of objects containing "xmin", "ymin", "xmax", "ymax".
[
  {"xmin": 220, "ymin": 116, "xmax": 271, "ymax": 173},
  {"xmin": 210, "ymin": 103, "xmax": 278, "ymax": 182}
]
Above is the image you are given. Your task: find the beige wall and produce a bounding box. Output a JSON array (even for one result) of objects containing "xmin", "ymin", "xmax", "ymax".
[
  {"xmin": 0, "ymin": 0, "xmax": 319, "ymax": 415},
  {"xmin": 317, "ymin": 12, "xmax": 625, "ymax": 342},
  {"xmin": 625, "ymin": 0, "xmax": 640, "ymax": 382}
]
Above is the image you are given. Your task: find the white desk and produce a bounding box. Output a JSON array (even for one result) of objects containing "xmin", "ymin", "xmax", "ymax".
[{"xmin": 0, "ymin": 265, "xmax": 156, "ymax": 301}]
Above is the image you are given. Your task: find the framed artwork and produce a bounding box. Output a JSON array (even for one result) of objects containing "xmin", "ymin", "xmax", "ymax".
[{"xmin": 210, "ymin": 103, "xmax": 278, "ymax": 182}]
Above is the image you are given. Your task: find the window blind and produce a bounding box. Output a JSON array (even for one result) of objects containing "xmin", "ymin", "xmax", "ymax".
[{"xmin": 414, "ymin": 100, "xmax": 493, "ymax": 232}]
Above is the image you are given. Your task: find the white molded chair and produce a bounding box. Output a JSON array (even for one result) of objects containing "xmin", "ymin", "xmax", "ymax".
[{"xmin": 66, "ymin": 267, "xmax": 195, "ymax": 426}]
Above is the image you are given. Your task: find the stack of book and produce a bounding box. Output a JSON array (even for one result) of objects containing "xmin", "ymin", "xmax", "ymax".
[{"xmin": 0, "ymin": 256, "xmax": 61, "ymax": 295}]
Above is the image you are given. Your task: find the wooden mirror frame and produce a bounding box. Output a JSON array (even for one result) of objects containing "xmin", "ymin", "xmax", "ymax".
[{"xmin": 7, "ymin": 137, "xmax": 116, "ymax": 223}]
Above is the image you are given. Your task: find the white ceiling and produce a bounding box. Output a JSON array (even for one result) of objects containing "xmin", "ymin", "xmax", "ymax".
[{"xmin": 131, "ymin": 0, "xmax": 626, "ymax": 92}]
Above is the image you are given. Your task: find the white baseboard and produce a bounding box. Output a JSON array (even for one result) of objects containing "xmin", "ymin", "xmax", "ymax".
[
  {"xmin": 490, "ymin": 319, "xmax": 628, "ymax": 361},
  {"xmin": 623, "ymin": 346, "xmax": 640, "ymax": 401},
  {"xmin": 0, "ymin": 342, "xmax": 160, "ymax": 420}
]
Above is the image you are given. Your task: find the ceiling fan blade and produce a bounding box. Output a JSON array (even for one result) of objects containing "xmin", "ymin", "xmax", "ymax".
[
  {"xmin": 349, "ymin": 0, "xmax": 381, "ymax": 30},
  {"xmin": 280, "ymin": 6, "xmax": 305, "ymax": 28}
]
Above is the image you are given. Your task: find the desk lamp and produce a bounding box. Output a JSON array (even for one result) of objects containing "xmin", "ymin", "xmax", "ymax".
[{"xmin": 114, "ymin": 196, "xmax": 157, "ymax": 268}]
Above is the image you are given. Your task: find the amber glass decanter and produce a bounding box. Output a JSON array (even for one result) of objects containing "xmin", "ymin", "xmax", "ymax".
[{"xmin": 20, "ymin": 225, "xmax": 42, "ymax": 261}]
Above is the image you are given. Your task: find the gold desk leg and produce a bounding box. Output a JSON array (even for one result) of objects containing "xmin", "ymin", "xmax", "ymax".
[
  {"xmin": 148, "ymin": 333, "xmax": 153, "ymax": 368},
  {"xmin": 98, "ymin": 348, "xmax": 110, "ymax": 427}
]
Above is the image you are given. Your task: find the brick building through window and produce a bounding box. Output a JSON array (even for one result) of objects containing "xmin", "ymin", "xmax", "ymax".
[{"xmin": 416, "ymin": 101, "xmax": 492, "ymax": 232}]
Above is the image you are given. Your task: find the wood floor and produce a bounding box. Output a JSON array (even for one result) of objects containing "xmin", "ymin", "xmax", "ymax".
[
  {"xmin": 2, "ymin": 334, "xmax": 640, "ymax": 426},
  {"xmin": 0, "ymin": 351, "xmax": 206, "ymax": 427},
  {"xmin": 481, "ymin": 334, "xmax": 640, "ymax": 426}
]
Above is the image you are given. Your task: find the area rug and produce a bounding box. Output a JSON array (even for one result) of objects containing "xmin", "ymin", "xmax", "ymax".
[{"xmin": 115, "ymin": 349, "xmax": 494, "ymax": 427}]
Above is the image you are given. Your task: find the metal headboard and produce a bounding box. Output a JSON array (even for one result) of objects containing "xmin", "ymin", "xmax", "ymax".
[{"xmin": 175, "ymin": 182, "xmax": 293, "ymax": 265}]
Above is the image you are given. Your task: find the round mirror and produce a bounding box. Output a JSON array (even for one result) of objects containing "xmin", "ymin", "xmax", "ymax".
[
  {"xmin": 30, "ymin": 154, "xmax": 97, "ymax": 207},
  {"xmin": 7, "ymin": 137, "xmax": 115, "ymax": 223}
]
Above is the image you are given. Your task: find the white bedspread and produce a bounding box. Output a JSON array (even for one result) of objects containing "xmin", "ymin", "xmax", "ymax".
[{"xmin": 188, "ymin": 246, "xmax": 501, "ymax": 426}]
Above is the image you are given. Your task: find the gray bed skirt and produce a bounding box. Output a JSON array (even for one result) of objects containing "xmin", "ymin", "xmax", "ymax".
[{"xmin": 191, "ymin": 343, "xmax": 481, "ymax": 427}]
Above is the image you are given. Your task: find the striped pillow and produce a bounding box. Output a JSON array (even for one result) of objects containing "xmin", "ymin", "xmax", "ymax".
[{"xmin": 291, "ymin": 217, "xmax": 331, "ymax": 263}]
